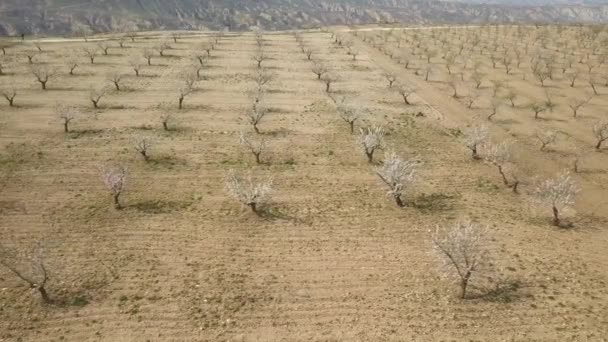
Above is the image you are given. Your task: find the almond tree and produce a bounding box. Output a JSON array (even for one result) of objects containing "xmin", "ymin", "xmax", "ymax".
[
  {"xmin": 375, "ymin": 151, "xmax": 419, "ymax": 207},
  {"xmin": 133, "ymin": 136, "xmax": 153, "ymax": 161},
  {"xmin": 383, "ymin": 72, "xmax": 397, "ymax": 88},
  {"xmin": 253, "ymin": 49, "xmax": 267, "ymax": 69},
  {"xmin": 83, "ymin": 47, "xmax": 98, "ymax": 64},
  {"xmin": 484, "ymin": 141, "xmax": 518, "ymax": 192},
  {"xmin": 358, "ymin": 126, "xmax": 385, "ymax": 163},
  {"xmin": 0, "ymin": 241, "xmax": 51, "ymax": 303},
  {"xmin": 246, "ymin": 101, "xmax": 267, "ymax": 134},
  {"xmin": 239, "ymin": 132, "xmax": 267, "ymax": 164},
  {"xmin": 592, "ymin": 120, "xmax": 608, "ymax": 150},
  {"xmin": 160, "ymin": 112, "xmax": 173, "ymax": 131},
  {"xmin": 31, "ymin": 65, "xmax": 55, "ymax": 90},
  {"xmin": 65, "ymin": 55, "xmax": 79, "ymax": 75},
  {"xmin": 336, "ymin": 100, "xmax": 360, "ymax": 134},
  {"xmin": 106, "ymin": 72, "xmax": 124, "ymax": 91},
  {"xmin": 56, "ymin": 105, "xmax": 77, "ymax": 133},
  {"xmin": 97, "ymin": 42, "xmax": 111, "ymax": 55},
  {"xmin": 90, "ymin": 87, "xmax": 108, "ymax": 109},
  {"xmin": 225, "ymin": 170, "xmax": 273, "ymax": 214},
  {"xmin": 568, "ymin": 95, "xmax": 593, "ymax": 118},
  {"xmin": 101, "ymin": 164, "xmax": 127, "ymax": 209},
  {"xmin": 536, "ymin": 129, "xmax": 557, "ymax": 151},
  {"xmin": 463, "ymin": 124, "xmax": 488, "ymax": 160},
  {"xmin": 432, "ymin": 221, "xmax": 488, "ymax": 299},
  {"xmin": 143, "ymin": 48, "xmax": 154, "ymax": 66},
  {"xmin": 157, "ymin": 42, "xmax": 171, "ymax": 57},
  {"xmin": 397, "ymin": 85, "xmax": 416, "ymax": 105},
  {"xmin": 321, "ymin": 73, "xmax": 336, "ymax": 93},
  {"xmin": 311, "ymin": 61, "xmax": 328, "ymax": 80},
  {"xmin": 129, "ymin": 58, "xmax": 143, "ymax": 76},
  {"xmin": 533, "ymin": 171, "xmax": 578, "ymax": 226},
  {"xmin": 530, "ymin": 102, "xmax": 546, "ymax": 120},
  {"xmin": 254, "ymin": 68, "xmax": 274, "ymax": 88},
  {"xmin": 1, "ymin": 87, "xmax": 17, "ymax": 107},
  {"xmin": 177, "ymin": 74, "xmax": 196, "ymax": 109},
  {"xmin": 24, "ymin": 49, "xmax": 38, "ymax": 64}
]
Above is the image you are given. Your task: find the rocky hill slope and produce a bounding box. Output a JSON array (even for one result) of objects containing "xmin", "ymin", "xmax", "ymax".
[{"xmin": 0, "ymin": 0, "xmax": 607, "ymax": 36}]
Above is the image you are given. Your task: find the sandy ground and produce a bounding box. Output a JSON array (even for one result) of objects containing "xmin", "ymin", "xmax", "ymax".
[{"xmin": 0, "ymin": 26, "xmax": 607, "ymax": 341}]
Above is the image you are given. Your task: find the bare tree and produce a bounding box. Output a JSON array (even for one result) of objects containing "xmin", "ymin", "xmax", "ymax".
[
  {"xmin": 375, "ymin": 151, "xmax": 419, "ymax": 207},
  {"xmin": 143, "ymin": 48, "xmax": 154, "ymax": 66},
  {"xmin": 358, "ymin": 126, "xmax": 385, "ymax": 163},
  {"xmin": 129, "ymin": 58, "xmax": 143, "ymax": 77},
  {"xmin": 471, "ymin": 71, "xmax": 484, "ymax": 89},
  {"xmin": 336, "ymin": 100, "xmax": 360, "ymax": 134},
  {"xmin": 432, "ymin": 221, "xmax": 488, "ymax": 299},
  {"xmin": 157, "ymin": 42, "xmax": 171, "ymax": 57},
  {"xmin": 487, "ymin": 100, "xmax": 499, "ymax": 121},
  {"xmin": 133, "ymin": 136, "xmax": 153, "ymax": 161},
  {"xmin": 566, "ymin": 70, "xmax": 579, "ymax": 87},
  {"xmin": 321, "ymin": 73, "xmax": 336, "ymax": 93},
  {"xmin": 254, "ymin": 68, "xmax": 274, "ymax": 88},
  {"xmin": 592, "ymin": 120, "xmax": 608, "ymax": 150},
  {"xmin": 24, "ymin": 49, "xmax": 38, "ymax": 64},
  {"xmin": 0, "ymin": 241, "xmax": 51, "ymax": 303},
  {"xmin": 56, "ymin": 105, "xmax": 77, "ymax": 133},
  {"xmin": 101, "ymin": 164, "xmax": 127, "ymax": 209},
  {"xmin": 1, "ymin": 87, "xmax": 17, "ymax": 107},
  {"xmin": 397, "ymin": 85, "xmax": 416, "ymax": 105},
  {"xmin": 568, "ymin": 95, "xmax": 593, "ymax": 118},
  {"xmin": 89, "ymin": 87, "xmax": 108, "ymax": 109},
  {"xmin": 65, "ymin": 55, "xmax": 79, "ymax": 75},
  {"xmin": 82, "ymin": 47, "xmax": 98, "ymax": 64},
  {"xmin": 253, "ymin": 49, "xmax": 267, "ymax": 68},
  {"xmin": 239, "ymin": 132, "xmax": 267, "ymax": 164},
  {"xmin": 160, "ymin": 112, "xmax": 173, "ymax": 131},
  {"xmin": 311, "ymin": 61, "xmax": 328, "ymax": 80},
  {"xmin": 383, "ymin": 72, "xmax": 397, "ymax": 88},
  {"xmin": 533, "ymin": 171, "xmax": 578, "ymax": 226},
  {"xmin": 535, "ymin": 129, "xmax": 557, "ymax": 151},
  {"xmin": 246, "ymin": 101, "xmax": 267, "ymax": 134},
  {"xmin": 97, "ymin": 41, "xmax": 111, "ymax": 55},
  {"xmin": 177, "ymin": 73, "xmax": 198, "ymax": 109},
  {"xmin": 225, "ymin": 170, "xmax": 273, "ymax": 214},
  {"xmin": 31, "ymin": 65, "xmax": 55, "ymax": 90},
  {"xmin": 504, "ymin": 90, "xmax": 517, "ymax": 107},
  {"xmin": 171, "ymin": 32, "xmax": 181, "ymax": 43},
  {"xmin": 303, "ymin": 47, "xmax": 314, "ymax": 60},
  {"xmin": 106, "ymin": 72, "xmax": 124, "ymax": 91},
  {"xmin": 463, "ymin": 125, "xmax": 488, "ymax": 160}
]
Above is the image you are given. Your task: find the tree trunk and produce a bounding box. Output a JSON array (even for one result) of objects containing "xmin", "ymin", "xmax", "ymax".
[
  {"xmin": 135, "ymin": 69, "xmax": 139, "ymax": 77},
  {"xmin": 90, "ymin": 57, "xmax": 94, "ymax": 64},
  {"xmin": 114, "ymin": 83, "xmax": 120, "ymax": 91},
  {"xmin": 113, "ymin": 194, "xmax": 121, "ymax": 209},
  {"xmin": 8, "ymin": 98, "xmax": 14, "ymax": 107},
  {"xmin": 394, "ymin": 195, "xmax": 405, "ymax": 207},
  {"xmin": 349, "ymin": 122, "xmax": 354, "ymax": 134},
  {"xmin": 596, "ymin": 139, "xmax": 603, "ymax": 150},
  {"xmin": 253, "ymin": 124, "xmax": 260, "ymax": 134},
  {"xmin": 325, "ymin": 82, "xmax": 330, "ymax": 92},
  {"xmin": 162, "ymin": 122, "xmax": 168, "ymax": 131},
  {"xmin": 248, "ymin": 202, "xmax": 257, "ymax": 213},
  {"xmin": 552, "ymin": 206, "xmax": 560, "ymax": 226},
  {"xmin": 41, "ymin": 81, "xmax": 47, "ymax": 90},
  {"xmin": 178, "ymin": 97, "xmax": 184, "ymax": 110},
  {"xmin": 254, "ymin": 153, "xmax": 261, "ymax": 164},
  {"xmin": 497, "ymin": 165, "xmax": 509, "ymax": 186},
  {"xmin": 366, "ymin": 151, "xmax": 374, "ymax": 163},
  {"xmin": 92, "ymin": 100, "xmax": 98, "ymax": 109},
  {"xmin": 63, "ymin": 122, "xmax": 69, "ymax": 133},
  {"xmin": 460, "ymin": 271, "xmax": 471, "ymax": 299},
  {"xmin": 38, "ymin": 286, "xmax": 51, "ymax": 303}
]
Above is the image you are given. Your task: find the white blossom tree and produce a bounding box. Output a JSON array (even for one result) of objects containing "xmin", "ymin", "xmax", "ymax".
[
  {"xmin": 463, "ymin": 125, "xmax": 488, "ymax": 160},
  {"xmin": 533, "ymin": 171, "xmax": 578, "ymax": 226},
  {"xmin": 101, "ymin": 164, "xmax": 127, "ymax": 209},
  {"xmin": 358, "ymin": 126, "xmax": 385, "ymax": 163},
  {"xmin": 31, "ymin": 65, "xmax": 56, "ymax": 90},
  {"xmin": 484, "ymin": 141, "xmax": 518, "ymax": 192},
  {"xmin": 432, "ymin": 221, "xmax": 488, "ymax": 299},
  {"xmin": 225, "ymin": 170, "xmax": 273, "ymax": 214},
  {"xmin": 246, "ymin": 101, "xmax": 267, "ymax": 134},
  {"xmin": 375, "ymin": 151, "xmax": 419, "ymax": 207},
  {"xmin": 336, "ymin": 100, "xmax": 360, "ymax": 134},
  {"xmin": 239, "ymin": 132, "xmax": 267, "ymax": 164}
]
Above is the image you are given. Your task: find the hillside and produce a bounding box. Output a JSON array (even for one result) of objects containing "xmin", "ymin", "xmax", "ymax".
[{"xmin": 0, "ymin": 0, "xmax": 608, "ymax": 36}]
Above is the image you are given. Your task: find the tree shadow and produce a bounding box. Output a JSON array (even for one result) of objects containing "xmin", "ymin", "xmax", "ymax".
[
  {"xmin": 126, "ymin": 199, "xmax": 192, "ymax": 214},
  {"xmin": 68, "ymin": 128, "xmax": 105, "ymax": 139},
  {"xmin": 413, "ymin": 192, "xmax": 457, "ymax": 212},
  {"xmin": 472, "ymin": 278, "xmax": 527, "ymax": 303}
]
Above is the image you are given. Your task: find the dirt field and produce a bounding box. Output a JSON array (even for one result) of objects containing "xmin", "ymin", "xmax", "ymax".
[{"xmin": 1, "ymin": 26, "xmax": 607, "ymax": 341}]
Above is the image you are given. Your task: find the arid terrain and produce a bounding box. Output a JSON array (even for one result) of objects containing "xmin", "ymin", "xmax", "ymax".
[{"xmin": 1, "ymin": 25, "xmax": 608, "ymax": 341}]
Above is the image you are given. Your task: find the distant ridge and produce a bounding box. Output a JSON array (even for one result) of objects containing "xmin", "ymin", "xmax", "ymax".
[{"xmin": 0, "ymin": 0, "xmax": 607, "ymax": 36}]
